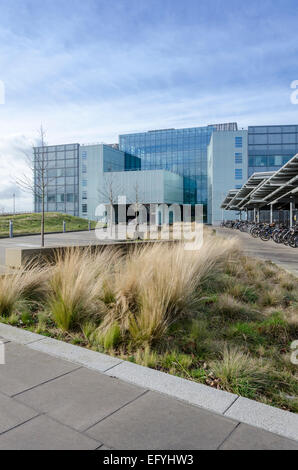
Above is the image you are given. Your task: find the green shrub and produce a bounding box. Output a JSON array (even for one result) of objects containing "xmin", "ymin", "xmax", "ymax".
[
  {"xmin": 258, "ymin": 312, "xmax": 289, "ymax": 343},
  {"xmin": 100, "ymin": 322, "xmax": 121, "ymax": 350},
  {"xmin": 228, "ymin": 322, "xmax": 264, "ymax": 345},
  {"xmin": 210, "ymin": 346, "xmax": 270, "ymax": 398},
  {"xmin": 134, "ymin": 346, "xmax": 158, "ymax": 368}
]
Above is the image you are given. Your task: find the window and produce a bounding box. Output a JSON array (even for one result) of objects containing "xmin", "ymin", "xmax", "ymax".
[
  {"xmin": 235, "ymin": 152, "xmax": 242, "ymax": 164},
  {"xmin": 82, "ymin": 151, "xmax": 87, "ymax": 160},
  {"xmin": 82, "ymin": 163, "xmax": 87, "ymax": 174},
  {"xmin": 283, "ymin": 133, "xmax": 296, "ymax": 144},
  {"xmin": 82, "ymin": 204, "xmax": 88, "ymax": 213},
  {"xmin": 268, "ymin": 134, "xmax": 281, "ymax": 144},
  {"xmin": 82, "ymin": 180, "xmax": 87, "ymax": 187},
  {"xmin": 235, "ymin": 137, "xmax": 243, "ymax": 148},
  {"xmin": 253, "ymin": 134, "xmax": 267, "ymax": 145},
  {"xmin": 235, "ymin": 184, "xmax": 242, "ymax": 189},
  {"xmin": 82, "ymin": 191, "xmax": 87, "ymax": 200},
  {"xmin": 47, "ymin": 169, "xmax": 56, "ymax": 178},
  {"xmin": 66, "ymin": 168, "xmax": 75, "ymax": 177},
  {"xmin": 274, "ymin": 155, "xmax": 283, "ymax": 166},
  {"xmin": 57, "ymin": 168, "xmax": 65, "ymax": 177},
  {"xmin": 66, "ymin": 159, "xmax": 76, "ymax": 168},
  {"xmin": 235, "ymin": 169, "xmax": 243, "ymax": 180}
]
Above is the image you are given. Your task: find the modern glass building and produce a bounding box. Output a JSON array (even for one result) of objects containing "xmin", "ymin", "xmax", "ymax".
[
  {"xmin": 33, "ymin": 122, "xmax": 298, "ymax": 225},
  {"xmin": 34, "ymin": 143, "xmax": 80, "ymax": 216},
  {"xmin": 248, "ymin": 125, "xmax": 298, "ymax": 176},
  {"xmin": 119, "ymin": 124, "xmax": 238, "ymax": 218}
]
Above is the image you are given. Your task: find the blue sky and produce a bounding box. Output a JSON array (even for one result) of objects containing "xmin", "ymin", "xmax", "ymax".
[{"xmin": 0, "ymin": 0, "xmax": 298, "ymax": 210}]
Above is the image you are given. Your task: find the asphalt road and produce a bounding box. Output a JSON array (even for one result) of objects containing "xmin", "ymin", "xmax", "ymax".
[{"xmin": 215, "ymin": 227, "xmax": 298, "ymax": 277}]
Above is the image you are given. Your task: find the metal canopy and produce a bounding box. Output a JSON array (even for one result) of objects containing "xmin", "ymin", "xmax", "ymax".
[
  {"xmin": 250, "ymin": 154, "xmax": 298, "ymax": 205},
  {"xmin": 221, "ymin": 153, "xmax": 298, "ymax": 211},
  {"xmin": 221, "ymin": 189, "xmax": 238, "ymax": 209},
  {"xmin": 222, "ymin": 172, "xmax": 273, "ymax": 210}
]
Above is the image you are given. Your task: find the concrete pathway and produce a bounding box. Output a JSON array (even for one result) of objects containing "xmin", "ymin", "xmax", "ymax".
[
  {"xmin": 0, "ymin": 338, "xmax": 297, "ymax": 450},
  {"xmin": 215, "ymin": 227, "xmax": 298, "ymax": 277}
]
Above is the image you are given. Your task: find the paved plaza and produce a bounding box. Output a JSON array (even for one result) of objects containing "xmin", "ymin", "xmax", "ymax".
[{"xmin": 0, "ymin": 335, "xmax": 297, "ymax": 450}]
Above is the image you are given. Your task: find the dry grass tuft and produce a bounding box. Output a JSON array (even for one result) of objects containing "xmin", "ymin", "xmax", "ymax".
[
  {"xmin": 210, "ymin": 346, "xmax": 271, "ymax": 396},
  {"xmin": 0, "ymin": 264, "xmax": 49, "ymax": 317},
  {"xmin": 47, "ymin": 248, "xmax": 119, "ymax": 331},
  {"xmin": 97, "ymin": 237, "xmax": 239, "ymax": 345},
  {"xmin": 216, "ymin": 293, "xmax": 258, "ymax": 320}
]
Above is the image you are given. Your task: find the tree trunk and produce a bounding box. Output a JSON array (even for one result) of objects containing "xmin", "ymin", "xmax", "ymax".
[{"xmin": 41, "ymin": 192, "xmax": 45, "ymax": 247}]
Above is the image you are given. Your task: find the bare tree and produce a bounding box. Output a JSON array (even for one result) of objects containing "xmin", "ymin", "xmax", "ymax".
[
  {"xmin": 127, "ymin": 179, "xmax": 147, "ymax": 239},
  {"xmin": 15, "ymin": 125, "xmax": 49, "ymax": 247},
  {"xmin": 97, "ymin": 172, "xmax": 124, "ymax": 225},
  {"xmin": 98, "ymin": 172, "xmax": 118, "ymax": 206}
]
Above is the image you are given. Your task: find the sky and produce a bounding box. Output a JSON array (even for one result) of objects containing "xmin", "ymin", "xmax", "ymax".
[{"xmin": 0, "ymin": 0, "xmax": 298, "ymax": 211}]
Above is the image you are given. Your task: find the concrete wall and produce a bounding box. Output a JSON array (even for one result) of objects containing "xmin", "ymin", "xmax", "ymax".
[
  {"xmin": 207, "ymin": 130, "xmax": 248, "ymax": 225},
  {"xmin": 79, "ymin": 144, "xmax": 125, "ymax": 221},
  {"xmin": 99, "ymin": 169, "xmax": 184, "ymax": 205}
]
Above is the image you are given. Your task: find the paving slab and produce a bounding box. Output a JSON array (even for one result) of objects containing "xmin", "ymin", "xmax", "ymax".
[
  {"xmin": 0, "ymin": 332, "xmax": 297, "ymax": 449},
  {"xmin": 225, "ymin": 396, "xmax": 298, "ymax": 442},
  {"xmin": 0, "ymin": 392, "xmax": 39, "ymax": 434},
  {"xmin": 106, "ymin": 360, "xmax": 237, "ymax": 414},
  {"xmin": 0, "ymin": 415, "xmax": 100, "ymax": 450},
  {"xmin": 86, "ymin": 390, "xmax": 238, "ymax": 450},
  {"xmin": 17, "ymin": 367, "xmax": 146, "ymax": 431},
  {"xmin": 28, "ymin": 336, "xmax": 122, "ymax": 372},
  {"xmin": 219, "ymin": 423, "xmax": 298, "ymax": 450},
  {"xmin": 0, "ymin": 342, "xmax": 79, "ymax": 396},
  {"xmin": 0, "ymin": 335, "xmax": 10, "ymax": 344},
  {"xmin": 0, "ymin": 323, "xmax": 44, "ymax": 345}
]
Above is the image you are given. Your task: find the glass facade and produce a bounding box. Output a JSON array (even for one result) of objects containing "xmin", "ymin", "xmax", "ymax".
[
  {"xmin": 34, "ymin": 143, "xmax": 80, "ymax": 216},
  {"xmin": 248, "ymin": 125, "xmax": 298, "ymax": 176},
  {"xmin": 124, "ymin": 153, "xmax": 141, "ymax": 171},
  {"xmin": 119, "ymin": 126, "xmax": 225, "ymax": 214}
]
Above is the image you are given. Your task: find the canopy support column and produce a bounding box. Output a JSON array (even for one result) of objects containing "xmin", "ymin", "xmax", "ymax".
[
  {"xmin": 270, "ymin": 204, "xmax": 273, "ymax": 224},
  {"xmin": 290, "ymin": 198, "xmax": 294, "ymax": 228}
]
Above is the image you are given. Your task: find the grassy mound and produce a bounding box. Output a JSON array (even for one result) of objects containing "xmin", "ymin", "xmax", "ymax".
[{"xmin": 0, "ymin": 212, "xmax": 96, "ymax": 237}]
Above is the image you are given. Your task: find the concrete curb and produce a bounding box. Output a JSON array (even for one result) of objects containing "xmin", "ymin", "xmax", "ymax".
[
  {"xmin": 1, "ymin": 323, "xmax": 297, "ymax": 442},
  {"xmin": 224, "ymin": 397, "xmax": 298, "ymax": 442},
  {"xmin": 105, "ymin": 360, "xmax": 238, "ymax": 414},
  {"xmin": 0, "ymin": 323, "xmax": 45, "ymax": 345},
  {"xmin": 28, "ymin": 336, "xmax": 122, "ymax": 372}
]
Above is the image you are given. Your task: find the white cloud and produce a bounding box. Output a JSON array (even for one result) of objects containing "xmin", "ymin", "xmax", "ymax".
[
  {"xmin": 0, "ymin": 1, "xmax": 298, "ymax": 211},
  {"xmin": 0, "ymin": 135, "xmax": 33, "ymax": 212}
]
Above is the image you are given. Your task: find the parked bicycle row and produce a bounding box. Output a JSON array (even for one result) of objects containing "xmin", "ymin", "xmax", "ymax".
[{"xmin": 220, "ymin": 220, "xmax": 298, "ymax": 248}]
